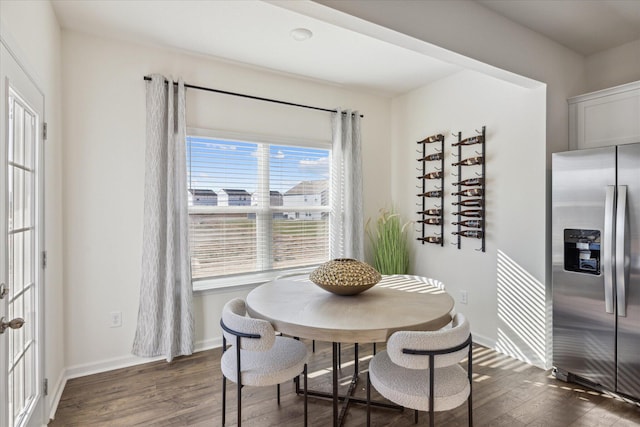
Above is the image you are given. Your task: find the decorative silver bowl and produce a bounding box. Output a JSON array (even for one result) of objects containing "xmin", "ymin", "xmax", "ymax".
[{"xmin": 310, "ymin": 258, "xmax": 382, "ymax": 296}]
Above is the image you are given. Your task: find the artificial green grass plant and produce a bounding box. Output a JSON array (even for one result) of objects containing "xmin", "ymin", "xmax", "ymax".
[{"xmin": 366, "ymin": 208, "xmax": 411, "ymax": 275}]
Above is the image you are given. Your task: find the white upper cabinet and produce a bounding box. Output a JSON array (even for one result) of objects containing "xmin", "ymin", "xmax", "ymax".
[{"xmin": 569, "ymin": 81, "xmax": 640, "ymax": 150}]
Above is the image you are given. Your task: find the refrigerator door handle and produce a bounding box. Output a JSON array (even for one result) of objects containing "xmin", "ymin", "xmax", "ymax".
[
  {"xmin": 604, "ymin": 185, "xmax": 615, "ymax": 314},
  {"xmin": 616, "ymin": 185, "xmax": 629, "ymax": 317}
]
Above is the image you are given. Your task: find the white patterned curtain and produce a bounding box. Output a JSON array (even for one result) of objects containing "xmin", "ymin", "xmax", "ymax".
[
  {"xmin": 330, "ymin": 109, "xmax": 364, "ymax": 260},
  {"xmin": 132, "ymin": 74, "xmax": 193, "ymax": 362}
]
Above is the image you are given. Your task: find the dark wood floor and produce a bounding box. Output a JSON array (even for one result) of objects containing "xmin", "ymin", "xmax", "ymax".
[{"xmin": 49, "ymin": 341, "xmax": 640, "ymax": 426}]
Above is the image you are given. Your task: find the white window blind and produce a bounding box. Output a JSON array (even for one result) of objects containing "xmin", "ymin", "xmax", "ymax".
[{"xmin": 186, "ymin": 135, "xmax": 331, "ymax": 281}]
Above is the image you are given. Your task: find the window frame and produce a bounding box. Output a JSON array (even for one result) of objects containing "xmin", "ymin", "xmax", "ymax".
[{"xmin": 187, "ymin": 127, "xmax": 333, "ymax": 292}]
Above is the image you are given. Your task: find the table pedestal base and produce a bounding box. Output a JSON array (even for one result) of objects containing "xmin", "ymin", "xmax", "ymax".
[{"xmin": 296, "ymin": 343, "xmax": 403, "ymax": 427}]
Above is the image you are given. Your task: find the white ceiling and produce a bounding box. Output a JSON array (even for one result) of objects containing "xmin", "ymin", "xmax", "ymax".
[
  {"xmin": 51, "ymin": 0, "xmax": 640, "ymax": 96},
  {"xmin": 50, "ymin": 0, "xmax": 462, "ymax": 97}
]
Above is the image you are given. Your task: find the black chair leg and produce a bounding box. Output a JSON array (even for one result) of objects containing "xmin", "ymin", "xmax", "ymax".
[
  {"xmin": 312, "ymin": 340, "xmax": 315, "ymax": 352},
  {"xmin": 468, "ymin": 338, "xmax": 473, "ymax": 427},
  {"xmin": 222, "ymin": 376, "xmax": 226, "ymax": 426},
  {"xmin": 415, "ymin": 409, "xmax": 419, "ymax": 424},
  {"xmin": 237, "ymin": 382, "xmax": 242, "ymax": 427},
  {"xmin": 304, "ymin": 364, "xmax": 308, "ymax": 427},
  {"xmin": 277, "ymin": 383, "xmax": 281, "ymax": 405},
  {"xmin": 366, "ymin": 371, "xmax": 371, "ymax": 427},
  {"xmin": 429, "ymin": 355, "xmax": 435, "ymax": 427}
]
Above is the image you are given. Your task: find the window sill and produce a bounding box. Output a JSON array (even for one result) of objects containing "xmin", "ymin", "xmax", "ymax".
[{"xmin": 192, "ymin": 266, "xmax": 317, "ymax": 295}]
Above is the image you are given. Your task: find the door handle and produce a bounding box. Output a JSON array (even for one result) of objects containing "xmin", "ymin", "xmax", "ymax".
[
  {"xmin": 616, "ymin": 185, "xmax": 629, "ymax": 317},
  {"xmin": 603, "ymin": 185, "xmax": 615, "ymax": 314},
  {"xmin": 0, "ymin": 317, "xmax": 25, "ymax": 334},
  {"xmin": 0, "ymin": 283, "xmax": 6, "ymax": 299}
]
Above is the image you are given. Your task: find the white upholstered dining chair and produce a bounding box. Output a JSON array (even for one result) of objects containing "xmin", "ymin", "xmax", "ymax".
[
  {"xmin": 220, "ymin": 298, "xmax": 308, "ymax": 426},
  {"xmin": 366, "ymin": 313, "xmax": 473, "ymax": 427}
]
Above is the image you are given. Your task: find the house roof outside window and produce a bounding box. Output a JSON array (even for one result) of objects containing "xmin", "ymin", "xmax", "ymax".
[
  {"xmin": 285, "ymin": 180, "xmax": 328, "ymax": 196},
  {"xmin": 221, "ymin": 189, "xmax": 251, "ymax": 197},
  {"xmin": 188, "ymin": 188, "xmax": 217, "ymax": 196}
]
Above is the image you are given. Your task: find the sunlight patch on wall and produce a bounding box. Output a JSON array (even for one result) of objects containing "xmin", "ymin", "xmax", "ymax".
[
  {"xmin": 376, "ymin": 275, "xmax": 446, "ymax": 294},
  {"xmin": 496, "ymin": 250, "xmax": 546, "ymax": 367}
]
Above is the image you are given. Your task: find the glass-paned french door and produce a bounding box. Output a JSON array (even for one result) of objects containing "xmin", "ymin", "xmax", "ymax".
[
  {"xmin": 1, "ymin": 42, "xmax": 45, "ymax": 427},
  {"xmin": 7, "ymin": 89, "xmax": 38, "ymax": 427}
]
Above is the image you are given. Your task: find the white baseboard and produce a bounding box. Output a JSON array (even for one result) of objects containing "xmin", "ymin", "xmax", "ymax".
[
  {"xmin": 473, "ymin": 331, "xmax": 547, "ymax": 370},
  {"xmin": 47, "ymin": 371, "xmax": 67, "ymax": 423},
  {"xmin": 195, "ymin": 337, "xmax": 223, "ymax": 353},
  {"xmin": 64, "ymin": 337, "xmax": 223, "ymax": 380},
  {"xmin": 64, "ymin": 352, "xmax": 164, "ymax": 380},
  {"xmin": 471, "ymin": 331, "xmax": 496, "ymax": 350}
]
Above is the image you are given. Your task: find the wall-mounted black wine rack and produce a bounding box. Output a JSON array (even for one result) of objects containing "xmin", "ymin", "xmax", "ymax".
[
  {"xmin": 416, "ymin": 134, "xmax": 445, "ymax": 246},
  {"xmin": 451, "ymin": 126, "xmax": 486, "ymax": 252}
]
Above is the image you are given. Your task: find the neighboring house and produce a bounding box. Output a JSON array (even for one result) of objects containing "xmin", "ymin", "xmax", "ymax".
[
  {"xmin": 188, "ymin": 188, "xmax": 217, "ymax": 206},
  {"xmin": 284, "ymin": 180, "xmax": 328, "ymax": 220},
  {"xmin": 270, "ymin": 190, "xmax": 283, "ymax": 207},
  {"xmin": 250, "ymin": 190, "xmax": 283, "ymax": 207},
  {"xmin": 218, "ymin": 188, "xmax": 251, "ymax": 206},
  {"xmin": 249, "ymin": 191, "xmax": 284, "ymax": 219},
  {"xmin": 271, "ymin": 191, "xmax": 284, "ymax": 219}
]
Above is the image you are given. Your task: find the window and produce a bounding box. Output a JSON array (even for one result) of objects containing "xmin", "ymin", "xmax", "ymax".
[{"xmin": 186, "ymin": 133, "xmax": 331, "ymax": 284}]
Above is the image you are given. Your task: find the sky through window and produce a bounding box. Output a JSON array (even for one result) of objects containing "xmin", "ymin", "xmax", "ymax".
[{"xmin": 186, "ymin": 136, "xmax": 329, "ymax": 195}]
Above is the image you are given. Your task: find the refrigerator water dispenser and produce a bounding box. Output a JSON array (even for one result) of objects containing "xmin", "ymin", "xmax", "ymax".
[{"xmin": 564, "ymin": 229, "xmax": 601, "ymax": 275}]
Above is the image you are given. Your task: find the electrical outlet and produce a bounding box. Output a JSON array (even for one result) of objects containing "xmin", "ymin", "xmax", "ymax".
[
  {"xmin": 460, "ymin": 290, "xmax": 468, "ymax": 305},
  {"xmin": 110, "ymin": 311, "xmax": 122, "ymax": 328}
]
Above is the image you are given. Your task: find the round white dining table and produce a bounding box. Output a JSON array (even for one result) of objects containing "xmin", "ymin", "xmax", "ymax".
[
  {"xmin": 246, "ymin": 274, "xmax": 454, "ymax": 342},
  {"xmin": 245, "ymin": 274, "xmax": 455, "ymax": 427}
]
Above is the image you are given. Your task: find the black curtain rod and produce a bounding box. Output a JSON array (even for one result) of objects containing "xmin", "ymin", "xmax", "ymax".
[{"xmin": 143, "ymin": 76, "xmax": 363, "ymax": 118}]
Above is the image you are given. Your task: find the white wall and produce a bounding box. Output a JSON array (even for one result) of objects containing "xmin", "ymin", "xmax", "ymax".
[
  {"xmin": 392, "ymin": 71, "xmax": 547, "ymax": 367},
  {"xmin": 585, "ymin": 39, "xmax": 640, "ymax": 93},
  {"xmin": 61, "ymin": 30, "xmax": 391, "ymax": 374},
  {"xmin": 0, "ymin": 0, "xmax": 64, "ymax": 420}
]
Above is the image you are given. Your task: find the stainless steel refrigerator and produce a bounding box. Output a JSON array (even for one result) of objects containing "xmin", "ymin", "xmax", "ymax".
[{"xmin": 552, "ymin": 143, "xmax": 640, "ymax": 401}]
